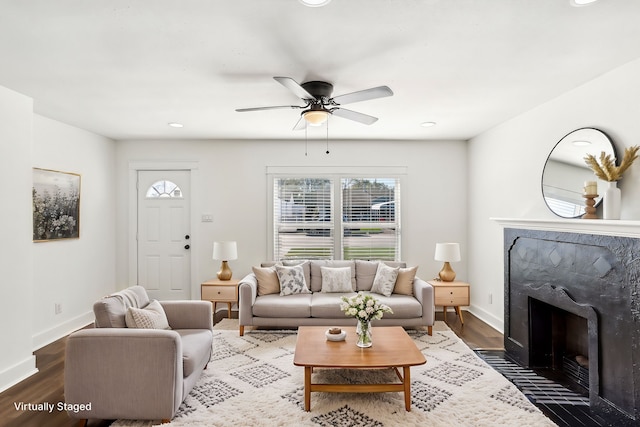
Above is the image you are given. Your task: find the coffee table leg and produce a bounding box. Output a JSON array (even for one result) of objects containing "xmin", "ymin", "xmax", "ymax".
[
  {"xmin": 304, "ymin": 367, "xmax": 311, "ymax": 411},
  {"xmin": 403, "ymin": 366, "xmax": 411, "ymax": 411}
]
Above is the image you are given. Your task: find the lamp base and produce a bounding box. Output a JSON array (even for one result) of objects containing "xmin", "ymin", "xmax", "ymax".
[
  {"xmin": 217, "ymin": 261, "xmax": 233, "ymax": 281},
  {"xmin": 438, "ymin": 262, "xmax": 456, "ymax": 282}
]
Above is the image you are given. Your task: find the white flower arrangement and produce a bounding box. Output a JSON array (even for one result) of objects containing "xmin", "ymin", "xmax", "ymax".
[{"xmin": 340, "ymin": 291, "xmax": 393, "ymax": 322}]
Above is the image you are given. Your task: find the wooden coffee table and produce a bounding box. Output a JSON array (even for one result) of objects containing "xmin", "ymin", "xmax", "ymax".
[{"xmin": 293, "ymin": 326, "xmax": 426, "ymax": 411}]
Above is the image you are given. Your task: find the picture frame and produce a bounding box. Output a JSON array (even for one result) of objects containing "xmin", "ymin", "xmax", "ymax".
[{"xmin": 32, "ymin": 168, "xmax": 81, "ymax": 242}]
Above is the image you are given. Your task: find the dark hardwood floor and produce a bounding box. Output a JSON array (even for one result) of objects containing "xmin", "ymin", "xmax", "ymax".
[{"xmin": 0, "ymin": 310, "xmax": 502, "ymax": 427}]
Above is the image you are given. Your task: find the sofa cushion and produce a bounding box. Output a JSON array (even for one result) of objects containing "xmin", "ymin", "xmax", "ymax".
[
  {"xmin": 394, "ymin": 266, "xmax": 418, "ymax": 296},
  {"xmin": 125, "ymin": 299, "xmax": 171, "ymax": 330},
  {"xmin": 371, "ymin": 263, "xmax": 400, "ymax": 297},
  {"xmin": 276, "ymin": 264, "xmax": 312, "ymax": 296},
  {"xmin": 320, "ymin": 266, "xmax": 353, "ymax": 293},
  {"xmin": 364, "ymin": 293, "xmax": 423, "ymax": 319},
  {"xmin": 355, "ymin": 260, "xmax": 379, "ymax": 291},
  {"xmin": 252, "ymin": 293, "xmax": 312, "ymax": 318},
  {"xmin": 93, "ymin": 285, "xmax": 151, "ymax": 328},
  {"xmin": 311, "ymin": 292, "xmax": 356, "ymax": 318},
  {"xmin": 263, "ymin": 260, "xmax": 311, "ymax": 291},
  {"xmin": 176, "ymin": 329, "xmax": 213, "ymax": 377},
  {"xmin": 356, "ymin": 261, "xmax": 407, "ymax": 291},
  {"xmin": 310, "ymin": 260, "xmax": 356, "ymax": 292},
  {"xmin": 253, "ymin": 265, "xmax": 280, "ymax": 296}
]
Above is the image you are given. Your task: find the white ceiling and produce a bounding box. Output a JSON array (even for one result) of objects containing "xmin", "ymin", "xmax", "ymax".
[{"xmin": 1, "ymin": 0, "xmax": 640, "ymax": 141}]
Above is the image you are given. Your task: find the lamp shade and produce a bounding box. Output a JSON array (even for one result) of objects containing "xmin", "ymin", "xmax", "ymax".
[
  {"xmin": 212, "ymin": 241, "xmax": 237, "ymax": 261},
  {"xmin": 434, "ymin": 243, "xmax": 461, "ymax": 262}
]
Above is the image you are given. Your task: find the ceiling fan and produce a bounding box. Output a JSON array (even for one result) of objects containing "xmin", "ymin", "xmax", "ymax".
[{"xmin": 235, "ymin": 77, "xmax": 393, "ymax": 130}]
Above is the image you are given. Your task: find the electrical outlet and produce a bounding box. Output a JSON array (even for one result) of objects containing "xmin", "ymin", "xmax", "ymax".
[
  {"xmin": 55, "ymin": 303, "xmax": 62, "ymax": 315},
  {"xmin": 488, "ymin": 293, "xmax": 493, "ymax": 305}
]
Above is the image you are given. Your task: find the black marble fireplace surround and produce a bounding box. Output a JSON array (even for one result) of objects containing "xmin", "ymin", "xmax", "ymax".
[{"xmin": 504, "ymin": 228, "xmax": 640, "ymax": 425}]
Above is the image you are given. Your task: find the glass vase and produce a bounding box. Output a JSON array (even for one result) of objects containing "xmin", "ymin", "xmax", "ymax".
[{"xmin": 356, "ymin": 320, "xmax": 372, "ymax": 348}]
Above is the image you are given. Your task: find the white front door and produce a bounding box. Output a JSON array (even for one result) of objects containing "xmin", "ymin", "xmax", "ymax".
[{"xmin": 137, "ymin": 170, "xmax": 191, "ymax": 300}]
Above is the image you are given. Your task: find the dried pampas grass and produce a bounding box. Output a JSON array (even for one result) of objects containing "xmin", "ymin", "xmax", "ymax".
[{"xmin": 584, "ymin": 145, "xmax": 640, "ymax": 182}]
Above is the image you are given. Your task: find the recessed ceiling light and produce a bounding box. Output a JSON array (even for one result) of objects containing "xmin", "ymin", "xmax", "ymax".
[
  {"xmin": 421, "ymin": 121, "xmax": 437, "ymax": 128},
  {"xmin": 570, "ymin": 0, "xmax": 598, "ymax": 7},
  {"xmin": 168, "ymin": 122, "xmax": 184, "ymax": 128},
  {"xmin": 299, "ymin": 0, "xmax": 331, "ymax": 7}
]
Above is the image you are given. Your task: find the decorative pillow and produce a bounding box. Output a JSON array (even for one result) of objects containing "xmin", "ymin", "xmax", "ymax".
[
  {"xmin": 253, "ymin": 265, "xmax": 280, "ymax": 296},
  {"xmin": 125, "ymin": 299, "xmax": 171, "ymax": 329},
  {"xmin": 394, "ymin": 266, "xmax": 418, "ymax": 295},
  {"xmin": 275, "ymin": 264, "xmax": 311, "ymax": 296},
  {"xmin": 320, "ymin": 266, "xmax": 353, "ymax": 293},
  {"xmin": 370, "ymin": 263, "xmax": 400, "ymax": 297}
]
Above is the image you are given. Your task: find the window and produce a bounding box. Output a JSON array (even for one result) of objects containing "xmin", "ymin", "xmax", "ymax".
[
  {"xmin": 273, "ymin": 178, "xmax": 334, "ymax": 260},
  {"xmin": 146, "ymin": 180, "xmax": 183, "ymax": 198},
  {"xmin": 272, "ymin": 175, "xmax": 401, "ymax": 261},
  {"xmin": 342, "ymin": 178, "xmax": 399, "ymax": 261}
]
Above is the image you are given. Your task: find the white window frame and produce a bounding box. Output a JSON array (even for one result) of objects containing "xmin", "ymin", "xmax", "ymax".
[{"xmin": 267, "ymin": 166, "xmax": 406, "ymax": 261}]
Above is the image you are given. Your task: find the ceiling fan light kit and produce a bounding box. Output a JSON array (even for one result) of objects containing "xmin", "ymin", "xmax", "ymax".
[
  {"xmin": 299, "ymin": 0, "xmax": 331, "ymax": 7},
  {"xmin": 303, "ymin": 110, "xmax": 329, "ymax": 126}
]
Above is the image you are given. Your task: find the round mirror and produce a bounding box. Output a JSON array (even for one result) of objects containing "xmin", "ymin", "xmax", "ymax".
[{"xmin": 542, "ymin": 127, "xmax": 616, "ymax": 218}]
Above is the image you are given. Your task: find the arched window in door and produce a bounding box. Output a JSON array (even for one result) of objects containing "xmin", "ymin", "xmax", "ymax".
[{"xmin": 146, "ymin": 180, "xmax": 183, "ymax": 198}]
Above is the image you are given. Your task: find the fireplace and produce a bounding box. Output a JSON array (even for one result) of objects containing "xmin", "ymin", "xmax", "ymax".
[{"xmin": 503, "ymin": 227, "xmax": 640, "ymax": 425}]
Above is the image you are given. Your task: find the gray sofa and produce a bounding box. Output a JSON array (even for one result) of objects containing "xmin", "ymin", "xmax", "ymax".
[
  {"xmin": 239, "ymin": 260, "xmax": 435, "ymax": 336},
  {"xmin": 64, "ymin": 286, "xmax": 213, "ymax": 424}
]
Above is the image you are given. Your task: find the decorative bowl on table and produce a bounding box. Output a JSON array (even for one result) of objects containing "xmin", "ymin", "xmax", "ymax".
[{"xmin": 325, "ymin": 327, "xmax": 346, "ymax": 341}]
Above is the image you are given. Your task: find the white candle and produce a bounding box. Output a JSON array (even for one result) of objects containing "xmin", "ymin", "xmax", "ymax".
[{"xmin": 584, "ymin": 181, "xmax": 597, "ymax": 195}]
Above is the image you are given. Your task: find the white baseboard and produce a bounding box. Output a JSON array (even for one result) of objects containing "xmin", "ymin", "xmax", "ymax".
[
  {"xmin": 32, "ymin": 310, "xmax": 94, "ymax": 351},
  {"xmin": 0, "ymin": 356, "xmax": 38, "ymax": 394},
  {"xmin": 468, "ymin": 304, "xmax": 504, "ymax": 334}
]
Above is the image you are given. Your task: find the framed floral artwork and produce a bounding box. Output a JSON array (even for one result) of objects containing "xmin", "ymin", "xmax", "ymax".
[{"xmin": 32, "ymin": 168, "xmax": 81, "ymax": 241}]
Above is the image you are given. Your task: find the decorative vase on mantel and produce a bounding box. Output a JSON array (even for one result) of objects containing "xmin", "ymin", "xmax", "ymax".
[
  {"xmin": 603, "ymin": 181, "xmax": 621, "ymax": 220},
  {"xmin": 356, "ymin": 320, "xmax": 372, "ymax": 348}
]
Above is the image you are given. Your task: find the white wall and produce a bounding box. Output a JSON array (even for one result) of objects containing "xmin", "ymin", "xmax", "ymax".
[
  {"xmin": 115, "ymin": 139, "xmax": 468, "ymax": 297},
  {"xmin": 468, "ymin": 57, "xmax": 640, "ymax": 332},
  {"xmin": 0, "ymin": 86, "xmax": 37, "ymax": 392},
  {"xmin": 31, "ymin": 115, "xmax": 117, "ymax": 349},
  {"xmin": 0, "ymin": 86, "xmax": 117, "ymax": 392}
]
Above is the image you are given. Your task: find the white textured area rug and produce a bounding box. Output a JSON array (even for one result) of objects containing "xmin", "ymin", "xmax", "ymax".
[{"xmin": 114, "ymin": 321, "xmax": 555, "ymax": 427}]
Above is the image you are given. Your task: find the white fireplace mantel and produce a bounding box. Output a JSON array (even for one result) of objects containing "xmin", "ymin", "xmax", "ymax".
[{"xmin": 491, "ymin": 217, "xmax": 640, "ymax": 239}]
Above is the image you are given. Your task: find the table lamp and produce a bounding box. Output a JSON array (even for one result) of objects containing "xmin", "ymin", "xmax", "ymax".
[
  {"xmin": 213, "ymin": 241, "xmax": 237, "ymax": 280},
  {"xmin": 434, "ymin": 242, "xmax": 461, "ymax": 282}
]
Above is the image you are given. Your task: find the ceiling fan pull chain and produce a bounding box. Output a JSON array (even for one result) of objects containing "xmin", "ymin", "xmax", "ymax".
[{"xmin": 325, "ymin": 117, "xmax": 330, "ymax": 155}]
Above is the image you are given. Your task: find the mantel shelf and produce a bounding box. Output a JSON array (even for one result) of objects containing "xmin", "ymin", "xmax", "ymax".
[{"xmin": 491, "ymin": 217, "xmax": 640, "ymax": 239}]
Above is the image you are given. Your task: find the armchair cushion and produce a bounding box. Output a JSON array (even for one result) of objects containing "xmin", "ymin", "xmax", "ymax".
[
  {"xmin": 93, "ymin": 285, "xmax": 150, "ymax": 328},
  {"xmin": 125, "ymin": 299, "xmax": 171, "ymax": 329}
]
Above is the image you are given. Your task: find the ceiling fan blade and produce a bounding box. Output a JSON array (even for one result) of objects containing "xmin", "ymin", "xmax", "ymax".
[
  {"xmin": 331, "ymin": 86, "xmax": 393, "ymax": 105},
  {"xmin": 274, "ymin": 76, "xmax": 316, "ymax": 100},
  {"xmin": 331, "ymin": 108, "xmax": 378, "ymax": 125},
  {"xmin": 235, "ymin": 105, "xmax": 303, "ymax": 112},
  {"xmin": 293, "ymin": 115, "xmax": 306, "ymax": 130}
]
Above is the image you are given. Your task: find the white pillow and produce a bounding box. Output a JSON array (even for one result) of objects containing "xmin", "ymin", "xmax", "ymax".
[
  {"xmin": 125, "ymin": 299, "xmax": 171, "ymax": 329},
  {"xmin": 275, "ymin": 264, "xmax": 312, "ymax": 296},
  {"xmin": 370, "ymin": 263, "xmax": 400, "ymax": 297},
  {"xmin": 320, "ymin": 266, "xmax": 353, "ymax": 293}
]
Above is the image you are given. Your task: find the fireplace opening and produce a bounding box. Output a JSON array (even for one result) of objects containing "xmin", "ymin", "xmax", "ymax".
[{"xmin": 529, "ymin": 298, "xmax": 590, "ymax": 393}]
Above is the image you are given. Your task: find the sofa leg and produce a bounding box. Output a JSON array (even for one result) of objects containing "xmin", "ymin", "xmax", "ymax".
[
  {"xmin": 78, "ymin": 420, "xmax": 87, "ymax": 427},
  {"xmin": 161, "ymin": 419, "xmax": 170, "ymax": 424},
  {"xmin": 239, "ymin": 325, "xmax": 244, "ymax": 336},
  {"xmin": 427, "ymin": 325, "xmax": 433, "ymax": 336}
]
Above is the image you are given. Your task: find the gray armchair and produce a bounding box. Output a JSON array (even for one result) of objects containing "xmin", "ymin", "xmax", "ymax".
[{"xmin": 64, "ymin": 286, "xmax": 213, "ymax": 425}]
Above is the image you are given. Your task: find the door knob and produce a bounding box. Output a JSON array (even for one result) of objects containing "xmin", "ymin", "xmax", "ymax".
[{"xmin": 184, "ymin": 244, "xmax": 190, "ymax": 250}]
